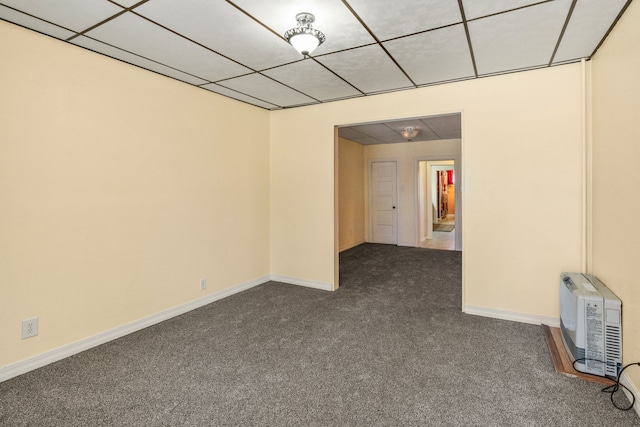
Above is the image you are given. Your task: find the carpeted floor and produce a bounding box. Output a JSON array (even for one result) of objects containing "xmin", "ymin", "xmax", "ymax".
[{"xmin": 0, "ymin": 243, "xmax": 637, "ymax": 426}]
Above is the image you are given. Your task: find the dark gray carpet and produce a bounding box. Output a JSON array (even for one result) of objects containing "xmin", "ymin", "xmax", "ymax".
[{"xmin": 1, "ymin": 243, "xmax": 637, "ymax": 426}]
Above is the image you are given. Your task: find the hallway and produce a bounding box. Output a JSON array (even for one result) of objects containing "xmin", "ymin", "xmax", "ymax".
[{"xmin": 420, "ymin": 214, "xmax": 456, "ymax": 251}]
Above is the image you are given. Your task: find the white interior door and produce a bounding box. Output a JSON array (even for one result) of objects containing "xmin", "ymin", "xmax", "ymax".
[{"xmin": 371, "ymin": 161, "xmax": 398, "ymax": 244}]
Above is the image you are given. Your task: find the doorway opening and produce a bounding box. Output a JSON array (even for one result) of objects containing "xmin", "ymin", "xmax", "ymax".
[
  {"xmin": 336, "ymin": 112, "xmax": 462, "ymax": 255},
  {"xmin": 417, "ymin": 159, "xmax": 461, "ymax": 251}
]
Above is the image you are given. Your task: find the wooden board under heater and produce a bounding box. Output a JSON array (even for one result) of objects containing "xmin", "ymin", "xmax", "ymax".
[{"xmin": 542, "ymin": 324, "xmax": 615, "ymax": 386}]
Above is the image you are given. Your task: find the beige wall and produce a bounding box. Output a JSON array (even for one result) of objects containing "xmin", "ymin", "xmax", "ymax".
[
  {"xmin": 591, "ymin": 0, "xmax": 640, "ymax": 399},
  {"xmin": 364, "ymin": 140, "xmax": 460, "ymax": 246},
  {"xmin": 271, "ymin": 63, "xmax": 584, "ymax": 317},
  {"xmin": 0, "ymin": 22, "xmax": 270, "ymax": 367},
  {"xmin": 2, "ymin": 13, "xmax": 594, "ymax": 377},
  {"xmin": 338, "ymin": 137, "xmax": 365, "ymax": 252}
]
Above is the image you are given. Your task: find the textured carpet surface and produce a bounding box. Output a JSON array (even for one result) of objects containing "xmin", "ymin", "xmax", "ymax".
[{"xmin": 1, "ymin": 244, "xmax": 638, "ymax": 426}]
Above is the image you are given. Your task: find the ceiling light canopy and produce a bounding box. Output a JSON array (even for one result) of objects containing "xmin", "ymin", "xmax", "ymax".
[
  {"xmin": 401, "ymin": 126, "xmax": 419, "ymax": 141},
  {"xmin": 284, "ymin": 13, "xmax": 326, "ymax": 57}
]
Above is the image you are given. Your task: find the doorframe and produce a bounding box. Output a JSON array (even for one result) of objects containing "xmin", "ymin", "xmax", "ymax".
[
  {"xmin": 415, "ymin": 155, "xmax": 462, "ymax": 251},
  {"xmin": 366, "ymin": 158, "xmax": 400, "ymax": 244},
  {"xmin": 334, "ymin": 110, "xmax": 465, "ymax": 312}
]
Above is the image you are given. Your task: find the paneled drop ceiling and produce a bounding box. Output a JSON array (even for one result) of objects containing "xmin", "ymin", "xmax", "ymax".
[
  {"xmin": 340, "ymin": 114, "xmax": 461, "ymax": 145},
  {"xmin": 0, "ymin": 0, "xmax": 632, "ymax": 110}
]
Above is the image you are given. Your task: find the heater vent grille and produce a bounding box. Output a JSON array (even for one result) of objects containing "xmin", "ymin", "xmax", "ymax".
[{"xmin": 605, "ymin": 324, "xmax": 622, "ymax": 377}]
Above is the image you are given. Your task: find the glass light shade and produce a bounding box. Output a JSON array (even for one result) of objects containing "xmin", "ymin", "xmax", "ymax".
[
  {"xmin": 401, "ymin": 127, "xmax": 419, "ymax": 141},
  {"xmin": 284, "ymin": 13, "xmax": 325, "ymax": 57},
  {"xmin": 289, "ymin": 33, "xmax": 320, "ymax": 56}
]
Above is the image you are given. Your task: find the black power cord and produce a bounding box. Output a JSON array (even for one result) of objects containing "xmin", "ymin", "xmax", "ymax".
[{"xmin": 572, "ymin": 358, "xmax": 640, "ymax": 411}]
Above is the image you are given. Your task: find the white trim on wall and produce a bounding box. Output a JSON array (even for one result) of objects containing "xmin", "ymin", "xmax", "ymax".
[
  {"xmin": 0, "ymin": 275, "xmax": 270, "ymax": 383},
  {"xmin": 464, "ymin": 304, "xmax": 560, "ymax": 327},
  {"xmin": 270, "ymin": 275, "xmax": 334, "ymax": 292},
  {"xmin": 339, "ymin": 239, "xmax": 366, "ymax": 253},
  {"xmin": 621, "ymin": 371, "xmax": 640, "ymax": 417}
]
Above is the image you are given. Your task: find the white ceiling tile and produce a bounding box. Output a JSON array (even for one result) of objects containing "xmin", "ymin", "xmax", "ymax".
[
  {"xmin": 469, "ymin": 0, "xmax": 572, "ymax": 75},
  {"xmin": 231, "ymin": 0, "xmax": 375, "ymax": 55},
  {"xmin": 262, "ymin": 60, "xmax": 360, "ymax": 101},
  {"xmin": 356, "ymin": 123, "xmax": 401, "ymax": 139},
  {"xmin": 432, "ymin": 129, "xmax": 461, "ymax": 139},
  {"xmin": 338, "ymin": 127, "xmax": 368, "ymax": 141},
  {"xmin": 384, "ymin": 24, "xmax": 475, "ymax": 85},
  {"xmin": 346, "ymin": 0, "xmax": 462, "ymax": 40},
  {"xmin": 202, "ymin": 84, "xmax": 279, "ymax": 109},
  {"xmin": 72, "ymin": 36, "xmax": 209, "ymax": 86},
  {"xmin": 411, "ymin": 129, "xmax": 441, "ymax": 142},
  {"xmin": 111, "ymin": 0, "xmax": 142, "ymax": 7},
  {"xmin": 85, "ymin": 12, "xmax": 251, "ymax": 82},
  {"xmin": 0, "ymin": 0, "xmax": 631, "ymax": 110},
  {"xmin": 0, "ymin": 6, "xmax": 75, "ymax": 39},
  {"xmin": 217, "ymin": 73, "xmax": 316, "ymax": 107},
  {"xmin": 421, "ymin": 114, "xmax": 462, "ymax": 135},
  {"xmin": 134, "ymin": 0, "xmax": 301, "ymax": 70},
  {"xmin": 462, "ymin": 0, "xmax": 542, "ymax": 20},
  {"xmin": 316, "ymin": 44, "xmax": 413, "ymax": 93},
  {"xmin": 553, "ymin": 0, "xmax": 628, "ymax": 63},
  {"xmin": 0, "ymin": 0, "xmax": 123, "ymax": 32}
]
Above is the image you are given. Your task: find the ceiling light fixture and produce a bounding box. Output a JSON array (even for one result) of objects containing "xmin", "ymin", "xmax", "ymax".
[
  {"xmin": 284, "ymin": 12, "xmax": 326, "ymax": 57},
  {"xmin": 401, "ymin": 126, "xmax": 419, "ymax": 141}
]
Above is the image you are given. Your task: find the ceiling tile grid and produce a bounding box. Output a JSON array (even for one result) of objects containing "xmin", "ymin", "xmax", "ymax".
[
  {"xmin": 201, "ymin": 84, "xmax": 279, "ymax": 110},
  {"xmin": 231, "ymin": 0, "xmax": 376, "ymax": 55},
  {"xmin": 84, "ymin": 11, "xmax": 252, "ymax": 83},
  {"xmin": 552, "ymin": 0, "xmax": 630, "ymax": 63},
  {"xmin": 133, "ymin": 0, "xmax": 302, "ymax": 71},
  {"xmin": 383, "ymin": 24, "xmax": 476, "ymax": 85},
  {"xmin": 71, "ymin": 35, "xmax": 210, "ymax": 86},
  {"xmin": 0, "ymin": 0, "xmax": 632, "ymax": 110},
  {"xmin": 461, "ymin": 0, "xmax": 544, "ymax": 20},
  {"xmin": 0, "ymin": 4, "xmax": 74, "ymax": 40},
  {"xmin": 0, "ymin": 0, "xmax": 123, "ymax": 32},
  {"xmin": 343, "ymin": 0, "xmax": 462, "ymax": 40},
  {"xmin": 339, "ymin": 113, "xmax": 462, "ymax": 145},
  {"xmin": 468, "ymin": 0, "xmax": 573, "ymax": 75},
  {"xmin": 216, "ymin": 73, "xmax": 317, "ymax": 108},
  {"xmin": 315, "ymin": 44, "xmax": 414, "ymax": 94},
  {"xmin": 262, "ymin": 60, "xmax": 362, "ymax": 101}
]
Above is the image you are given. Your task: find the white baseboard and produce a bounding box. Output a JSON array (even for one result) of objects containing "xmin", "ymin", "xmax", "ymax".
[
  {"xmin": 464, "ymin": 305, "xmax": 560, "ymax": 327},
  {"xmin": 0, "ymin": 275, "xmax": 270, "ymax": 383},
  {"xmin": 339, "ymin": 239, "xmax": 365, "ymax": 253},
  {"xmin": 270, "ymin": 274, "xmax": 334, "ymax": 291},
  {"xmin": 621, "ymin": 371, "xmax": 640, "ymax": 417}
]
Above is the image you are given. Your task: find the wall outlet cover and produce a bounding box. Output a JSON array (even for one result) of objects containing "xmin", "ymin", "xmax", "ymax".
[{"xmin": 22, "ymin": 317, "xmax": 39, "ymax": 339}]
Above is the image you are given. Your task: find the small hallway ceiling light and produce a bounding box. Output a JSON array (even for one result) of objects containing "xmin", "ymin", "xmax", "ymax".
[
  {"xmin": 284, "ymin": 12, "xmax": 326, "ymax": 57},
  {"xmin": 401, "ymin": 126, "xmax": 419, "ymax": 141}
]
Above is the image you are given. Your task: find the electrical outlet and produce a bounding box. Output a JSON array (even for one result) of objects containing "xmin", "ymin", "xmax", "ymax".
[
  {"xmin": 22, "ymin": 317, "xmax": 39, "ymax": 339},
  {"xmin": 200, "ymin": 278, "xmax": 207, "ymax": 290}
]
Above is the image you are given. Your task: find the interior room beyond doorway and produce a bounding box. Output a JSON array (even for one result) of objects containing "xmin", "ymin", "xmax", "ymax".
[
  {"xmin": 336, "ymin": 113, "xmax": 462, "ymax": 255},
  {"xmin": 418, "ymin": 160, "xmax": 457, "ymax": 251}
]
